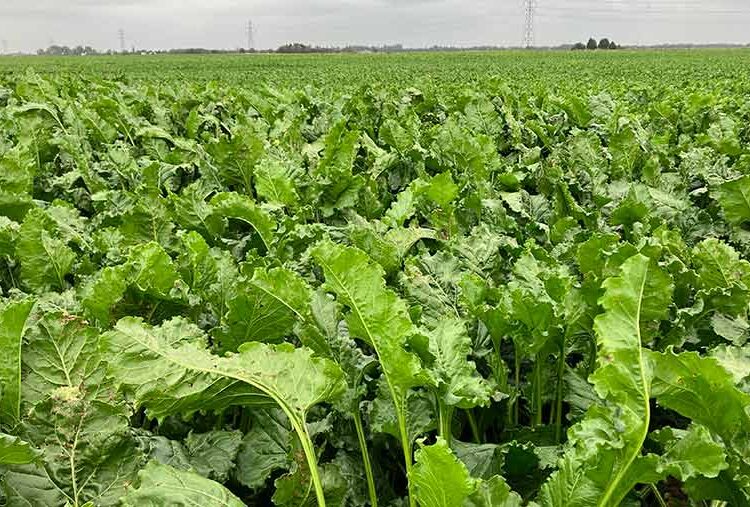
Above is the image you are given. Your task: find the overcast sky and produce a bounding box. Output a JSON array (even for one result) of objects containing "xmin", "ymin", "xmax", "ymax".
[{"xmin": 0, "ymin": 0, "xmax": 748, "ymax": 53}]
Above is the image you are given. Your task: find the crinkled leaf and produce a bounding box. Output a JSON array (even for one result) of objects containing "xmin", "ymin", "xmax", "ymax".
[
  {"xmin": 219, "ymin": 267, "xmax": 311, "ymax": 350},
  {"xmin": 20, "ymin": 312, "xmax": 141, "ymax": 506},
  {"xmin": 540, "ymin": 254, "xmax": 672, "ymax": 506},
  {"xmin": 184, "ymin": 430, "xmax": 242, "ymax": 482},
  {"xmin": 121, "ymin": 461, "xmax": 245, "ymax": 507},
  {"xmin": 235, "ymin": 408, "xmax": 292, "ymax": 490},
  {"xmin": 426, "ymin": 318, "xmax": 493, "ymax": 409},
  {"xmin": 369, "ymin": 380, "xmax": 435, "ymax": 444},
  {"xmin": 127, "ymin": 241, "xmax": 183, "ymax": 300},
  {"xmin": 255, "ymin": 156, "xmax": 300, "ymax": 207},
  {"xmin": 466, "ymin": 475, "xmax": 525, "ymax": 507},
  {"xmin": 647, "ymin": 349, "xmax": 750, "ymax": 444},
  {"xmin": 211, "ymin": 192, "xmax": 275, "ymax": 250},
  {"xmin": 102, "ymin": 317, "xmax": 346, "ymax": 421},
  {"xmin": 711, "ymin": 344, "xmax": 750, "ymax": 389},
  {"xmin": 2, "ymin": 464, "xmax": 67, "ymax": 506},
  {"xmin": 79, "ymin": 265, "xmax": 130, "ymax": 326},
  {"xmin": 16, "ymin": 208, "xmax": 77, "ymax": 293},
  {"xmin": 411, "ymin": 437, "xmax": 480, "ymax": 507}
]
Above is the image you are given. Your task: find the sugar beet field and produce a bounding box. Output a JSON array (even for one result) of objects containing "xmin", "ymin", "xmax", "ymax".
[{"xmin": 0, "ymin": 50, "xmax": 749, "ymax": 506}]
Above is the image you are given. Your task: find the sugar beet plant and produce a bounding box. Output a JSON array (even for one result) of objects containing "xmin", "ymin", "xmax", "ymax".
[{"xmin": 0, "ymin": 56, "xmax": 749, "ymax": 507}]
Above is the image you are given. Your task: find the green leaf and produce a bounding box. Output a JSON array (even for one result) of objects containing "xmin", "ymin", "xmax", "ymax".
[
  {"xmin": 602, "ymin": 423, "xmax": 728, "ymax": 504},
  {"xmin": 103, "ymin": 316, "xmax": 346, "ymax": 506},
  {"xmin": 0, "ymin": 216, "xmax": 19, "ymax": 258},
  {"xmin": 127, "ymin": 242, "xmax": 183, "ymax": 300},
  {"xmin": 103, "ymin": 317, "xmax": 345, "ymax": 420},
  {"xmin": 424, "ymin": 172, "xmax": 459, "ymax": 209},
  {"xmin": 16, "ymin": 208, "xmax": 77, "ymax": 293},
  {"xmin": 466, "ymin": 475, "xmax": 525, "ymax": 507},
  {"xmin": 20, "ymin": 311, "xmax": 141, "ymax": 506},
  {"xmin": 211, "ymin": 192, "xmax": 275, "ymax": 250},
  {"xmin": 314, "ymin": 121, "xmax": 362, "ymax": 217},
  {"xmin": 540, "ymin": 254, "xmax": 673, "ymax": 506},
  {"xmin": 272, "ymin": 457, "xmax": 349, "ymax": 507},
  {"xmin": 610, "ymin": 185, "xmax": 651, "ymax": 227},
  {"xmin": 79, "ymin": 265, "xmax": 130, "ymax": 325},
  {"xmin": 235, "ymin": 408, "xmax": 292, "ymax": 490},
  {"xmin": 711, "ymin": 344, "xmax": 750, "ymax": 388},
  {"xmin": 219, "ymin": 267, "xmax": 311, "ymax": 350},
  {"xmin": 312, "ymin": 242, "xmax": 431, "ymax": 452},
  {"xmin": 384, "ymin": 184, "xmax": 419, "ymax": 228},
  {"xmin": 411, "ymin": 438, "xmax": 524, "ymax": 507},
  {"xmin": 712, "ymin": 313, "xmax": 749, "ymax": 346},
  {"xmin": 255, "ymin": 156, "xmax": 300, "ymax": 207},
  {"xmin": 103, "ymin": 317, "xmax": 266, "ymax": 418},
  {"xmin": 0, "ymin": 299, "xmax": 34, "ymax": 425},
  {"xmin": 184, "ymin": 430, "xmax": 242, "ymax": 482},
  {"xmin": 411, "ymin": 437, "xmax": 480, "ymax": 507},
  {"xmin": 0, "ymin": 433, "xmax": 41, "ymax": 465},
  {"xmin": 400, "ymin": 251, "xmax": 462, "ymax": 328},
  {"xmin": 2, "ymin": 464, "xmax": 67, "ymax": 506},
  {"xmin": 647, "ymin": 349, "xmax": 750, "ymax": 445},
  {"xmin": 0, "ymin": 140, "xmax": 36, "ymax": 195},
  {"xmin": 121, "ymin": 461, "xmax": 246, "ymax": 507},
  {"xmin": 176, "ymin": 231, "xmax": 217, "ymax": 294},
  {"xmin": 369, "ymin": 380, "xmax": 435, "ymax": 444},
  {"xmin": 453, "ymin": 440, "xmax": 506, "ymax": 480},
  {"xmin": 426, "ymin": 317, "xmax": 493, "ymax": 409},
  {"xmin": 537, "ymin": 456, "xmax": 600, "ymax": 507},
  {"xmin": 693, "ymin": 238, "xmax": 750, "ymax": 292},
  {"xmin": 650, "ymin": 425, "xmax": 728, "ymax": 481},
  {"xmin": 715, "ymin": 175, "xmax": 750, "ymax": 225}
]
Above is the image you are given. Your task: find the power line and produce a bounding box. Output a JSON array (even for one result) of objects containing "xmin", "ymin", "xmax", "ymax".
[
  {"xmin": 523, "ymin": 0, "xmax": 537, "ymax": 48},
  {"xmin": 1, "ymin": 40, "xmax": 8, "ymax": 55},
  {"xmin": 118, "ymin": 28, "xmax": 125, "ymax": 53}
]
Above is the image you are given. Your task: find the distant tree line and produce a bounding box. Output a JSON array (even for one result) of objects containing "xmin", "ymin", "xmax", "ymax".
[
  {"xmin": 572, "ymin": 38, "xmax": 619, "ymax": 50},
  {"xmin": 36, "ymin": 45, "xmax": 102, "ymax": 56}
]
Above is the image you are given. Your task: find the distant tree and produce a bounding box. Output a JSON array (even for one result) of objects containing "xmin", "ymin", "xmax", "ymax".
[
  {"xmin": 587, "ymin": 38, "xmax": 598, "ymax": 50},
  {"xmin": 598, "ymin": 38, "xmax": 610, "ymax": 49},
  {"xmin": 609, "ymin": 41, "xmax": 618, "ymax": 49},
  {"xmin": 277, "ymin": 43, "xmax": 313, "ymax": 54},
  {"xmin": 572, "ymin": 42, "xmax": 586, "ymax": 50}
]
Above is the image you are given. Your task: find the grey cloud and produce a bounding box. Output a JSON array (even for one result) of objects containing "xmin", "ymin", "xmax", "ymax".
[{"xmin": 0, "ymin": 0, "xmax": 748, "ymax": 53}]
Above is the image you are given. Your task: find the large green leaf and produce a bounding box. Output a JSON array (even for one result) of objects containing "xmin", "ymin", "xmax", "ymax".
[
  {"xmin": 0, "ymin": 433, "xmax": 40, "ymax": 465},
  {"xmin": 411, "ymin": 437, "xmax": 479, "ymax": 507},
  {"xmin": 103, "ymin": 316, "xmax": 346, "ymax": 506},
  {"xmin": 211, "ymin": 192, "xmax": 275, "ymax": 250},
  {"xmin": 715, "ymin": 175, "xmax": 750, "ymax": 225},
  {"xmin": 183, "ymin": 430, "xmax": 242, "ymax": 482},
  {"xmin": 16, "ymin": 208, "xmax": 77, "ymax": 293},
  {"xmin": 312, "ymin": 242, "xmax": 431, "ymax": 450},
  {"xmin": 79, "ymin": 265, "xmax": 131, "ymax": 326},
  {"xmin": 17, "ymin": 311, "xmax": 142, "ymax": 506},
  {"xmin": 103, "ymin": 317, "xmax": 345, "ymax": 420},
  {"xmin": 219, "ymin": 267, "xmax": 311, "ymax": 351},
  {"xmin": 426, "ymin": 318, "xmax": 493, "ymax": 410},
  {"xmin": 255, "ymin": 156, "xmax": 300, "ymax": 208},
  {"xmin": 540, "ymin": 254, "xmax": 673, "ymax": 506},
  {"xmin": 235, "ymin": 408, "xmax": 292, "ymax": 490},
  {"xmin": 121, "ymin": 461, "xmax": 246, "ymax": 507},
  {"xmin": 0, "ymin": 299, "xmax": 34, "ymax": 426},
  {"xmin": 411, "ymin": 438, "xmax": 524, "ymax": 507}
]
